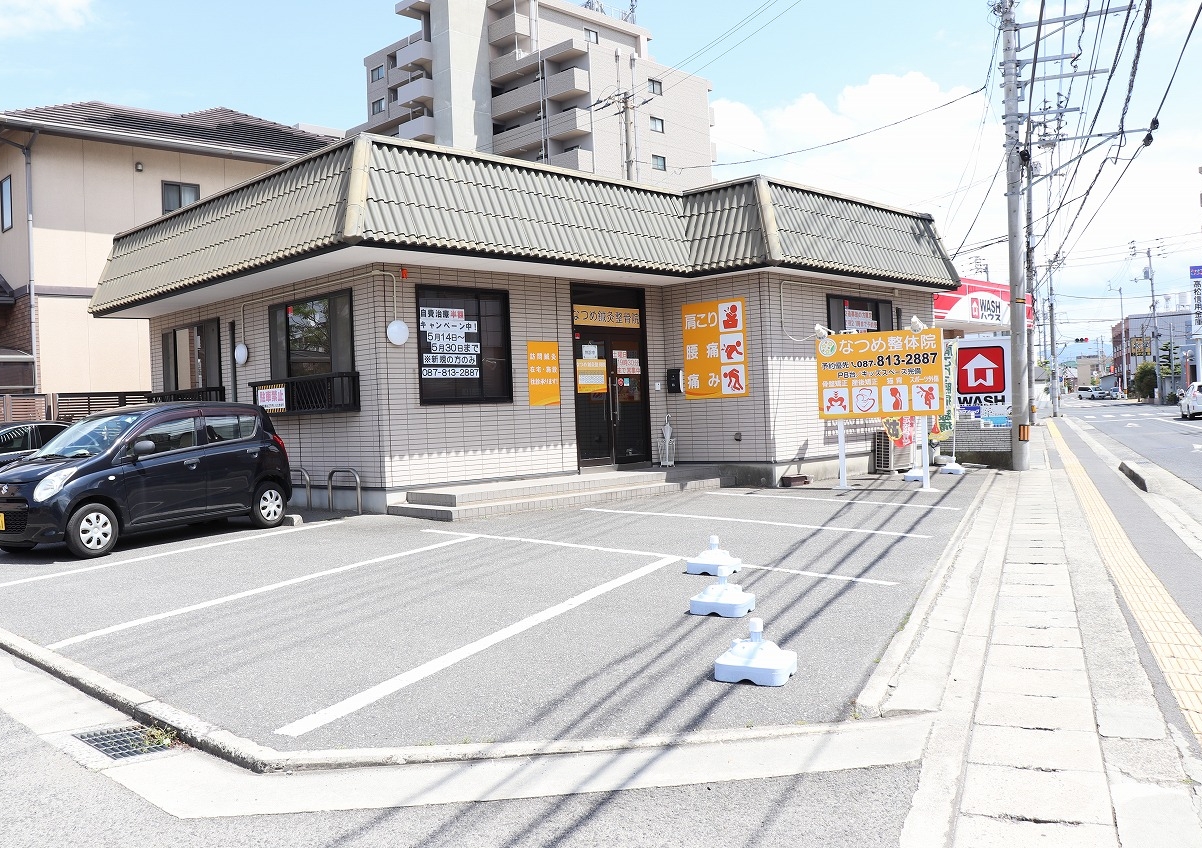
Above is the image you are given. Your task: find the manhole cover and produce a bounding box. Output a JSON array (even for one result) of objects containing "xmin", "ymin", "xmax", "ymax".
[{"xmin": 74, "ymin": 725, "xmax": 175, "ymax": 760}]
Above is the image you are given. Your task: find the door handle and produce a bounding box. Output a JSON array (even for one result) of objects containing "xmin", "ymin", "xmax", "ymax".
[
  {"xmin": 183, "ymin": 459, "xmax": 199, "ymax": 470},
  {"xmin": 611, "ymin": 376, "xmax": 620, "ymax": 423},
  {"xmin": 246, "ymin": 448, "xmax": 260, "ymax": 456}
]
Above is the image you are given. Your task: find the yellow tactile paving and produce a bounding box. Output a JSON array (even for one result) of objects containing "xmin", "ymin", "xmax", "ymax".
[{"xmin": 1048, "ymin": 420, "xmax": 1202, "ymax": 745}]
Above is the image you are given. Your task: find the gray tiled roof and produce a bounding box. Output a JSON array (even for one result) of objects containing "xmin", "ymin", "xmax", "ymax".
[
  {"xmin": 0, "ymin": 102, "xmax": 340, "ymax": 160},
  {"xmin": 91, "ymin": 135, "xmax": 959, "ymax": 316}
]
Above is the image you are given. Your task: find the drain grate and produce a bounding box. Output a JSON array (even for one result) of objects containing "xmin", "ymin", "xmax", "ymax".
[{"xmin": 74, "ymin": 725, "xmax": 174, "ymax": 760}]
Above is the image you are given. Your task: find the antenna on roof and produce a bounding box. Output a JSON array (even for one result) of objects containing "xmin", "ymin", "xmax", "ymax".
[{"xmin": 622, "ymin": 1, "xmax": 637, "ymax": 23}]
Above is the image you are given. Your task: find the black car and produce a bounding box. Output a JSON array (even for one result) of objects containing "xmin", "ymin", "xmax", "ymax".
[
  {"xmin": 0, "ymin": 402, "xmax": 291, "ymax": 558},
  {"xmin": 0, "ymin": 421, "xmax": 69, "ymax": 468}
]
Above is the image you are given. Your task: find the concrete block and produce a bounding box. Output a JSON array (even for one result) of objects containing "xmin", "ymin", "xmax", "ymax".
[
  {"xmin": 974, "ymin": 692, "xmax": 1096, "ymax": 731},
  {"xmin": 991, "ymin": 625, "xmax": 1083, "ymax": 649},
  {"xmin": 988, "ymin": 644, "xmax": 1085, "ymax": 671},
  {"xmin": 954, "ymin": 813, "xmax": 1118, "ymax": 848},
  {"xmin": 980, "ymin": 665, "xmax": 1090, "ymax": 698},
  {"xmin": 959, "ymin": 763, "xmax": 1113, "ymax": 824},
  {"xmin": 968, "ymin": 725, "xmax": 1104, "ymax": 772}
]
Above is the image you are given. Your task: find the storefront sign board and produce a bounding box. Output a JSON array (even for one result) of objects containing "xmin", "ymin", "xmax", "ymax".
[
  {"xmin": 527, "ymin": 341, "xmax": 561, "ymax": 406},
  {"xmin": 816, "ymin": 328, "xmax": 944, "ymax": 420},
  {"xmin": 680, "ymin": 297, "xmax": 749, "ymax": 399}
]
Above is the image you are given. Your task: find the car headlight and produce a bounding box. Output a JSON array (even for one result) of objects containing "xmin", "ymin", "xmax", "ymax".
[{"xmin": 33, "ymin": 468, "xmax": 76, "ymax": 503}]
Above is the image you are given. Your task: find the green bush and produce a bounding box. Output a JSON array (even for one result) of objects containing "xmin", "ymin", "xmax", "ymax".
[{"xmin": 1132, "ymin": 362, "xmax": 1158, "ymax": 399}]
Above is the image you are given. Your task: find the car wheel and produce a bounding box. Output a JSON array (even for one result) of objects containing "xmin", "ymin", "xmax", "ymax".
[
  {"xmin": 65, "ymin": 503, "xmax": 118, "ymax": 558},
  {"xmin": 0, "ymin": 543, "xmax": 35, "ymax": 553},
  {"xmin": 250, "ymin": 482, "xmax": 286, "ymax": 529}
]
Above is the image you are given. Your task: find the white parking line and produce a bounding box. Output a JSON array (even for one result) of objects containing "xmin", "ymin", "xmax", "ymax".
[
  {"xmin": 424, "ymin": 530, "xmax": 898, "ymax": 585},
  {"xmin": 582, "ymin": 508, "xmax": 931, "ymax": 539},
  {"xmin": 274, "ymin": 553, "xmax": 682, "ymax": 737},
  {"xmin": 0, "ymin": 524, "xmax": 320, "ymax": 590},
  {"xmin": 706, "ymin": 491, "xmax": 960, "ymax": 511},
  {"xmin": 45, "ymin": 536, "xmax": 479, "ymax": 650}
]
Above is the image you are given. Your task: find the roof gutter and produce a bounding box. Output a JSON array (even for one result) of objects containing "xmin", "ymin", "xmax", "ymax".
[{"xmin": 0, "ymin": 116, "xmax": 297, "ymax": 164}]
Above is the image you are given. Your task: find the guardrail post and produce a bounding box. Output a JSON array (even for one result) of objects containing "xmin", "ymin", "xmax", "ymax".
[{"xmin": 291, "ymin": 467, "xmax": 312, "ymax": 509}]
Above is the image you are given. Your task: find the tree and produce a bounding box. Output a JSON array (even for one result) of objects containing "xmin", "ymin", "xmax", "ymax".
[
  {"xmin": 1133, "ymin": 361, "xmax": 1158, "ymax": 399},
  {"xmin": 1158, "ymin": 341, "xmax": 1181, "ymax": 379}
]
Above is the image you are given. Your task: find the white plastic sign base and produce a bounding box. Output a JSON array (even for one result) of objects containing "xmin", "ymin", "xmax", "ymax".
[
  {"xmin": 689, "ymin": 567, "xmax": 755, "ymax": 618},
  {"xmin": 686, "ymin": 534, "xmax": 742, "ymax": 575},
  {"xmin": 714, "ymin": 618, "xmax": 797, "ymax": 687}
]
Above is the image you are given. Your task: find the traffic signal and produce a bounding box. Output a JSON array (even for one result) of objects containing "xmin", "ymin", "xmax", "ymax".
[{"xmin": 1074, "ymin": 337, "xmax": 1089, "ymax": 343}]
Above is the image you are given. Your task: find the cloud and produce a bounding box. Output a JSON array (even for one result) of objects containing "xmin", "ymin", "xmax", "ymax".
[{"xmin": 0, "ymin": 0, "xmax": 92, "ymax": 39}]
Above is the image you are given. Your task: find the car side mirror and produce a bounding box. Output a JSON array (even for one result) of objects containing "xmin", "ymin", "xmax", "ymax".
[{"xmin": 131, "ymin": 439, "xmax": 156, "ymax": 457}]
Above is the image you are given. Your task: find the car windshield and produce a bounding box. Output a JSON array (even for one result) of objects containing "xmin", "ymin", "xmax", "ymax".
[{"xmin": 34, "ymin": 413, "xmax": 142, "ymax": 459}]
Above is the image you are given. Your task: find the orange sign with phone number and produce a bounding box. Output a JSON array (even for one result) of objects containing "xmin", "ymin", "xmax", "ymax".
[{"xmin": 815, "ymin": 328, "xmax": 945, "ymax": 419}]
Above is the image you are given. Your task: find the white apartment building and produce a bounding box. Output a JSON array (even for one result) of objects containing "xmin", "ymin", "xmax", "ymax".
[{"xmin": 354, "ymin": 0, "xmax": 714, "ymax": 189}]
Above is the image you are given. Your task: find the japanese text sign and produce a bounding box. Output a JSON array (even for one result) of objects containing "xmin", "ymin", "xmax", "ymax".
[
  {"xmin": 815, "ymin": 328, "xmax": 945, "ymax": 420},
  {"xmin": 680, "ymin": 297, "xmax": 749, "ymax": 399},
  {"xmin": 526, "ymin": 341, "xmax": 560, "ymax": 406},
  {"xmin": 575, "ymin": 358, "xmax": 607, "ymax": 394},
  {"xmin": 572, "ymin": 305, "xmax": 641, "ymax": 328},
  {"xmin": 256, "ymin": 385, "xmax": 286, "ymax": 413}
]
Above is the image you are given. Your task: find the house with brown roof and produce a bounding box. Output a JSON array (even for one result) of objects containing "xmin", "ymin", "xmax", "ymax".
[
  {"xmin": 91, "ymin": 133, "xmax": 960, "ymax": 512},
  {"xmin": 0, "ymin": 102, "xmax": 339, "ymax": 398}
]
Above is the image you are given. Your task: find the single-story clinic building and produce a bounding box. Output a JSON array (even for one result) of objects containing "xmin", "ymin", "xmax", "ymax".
[{"xmin": 89, "ymin": 134, "xmax": 961, "ymax": 512}]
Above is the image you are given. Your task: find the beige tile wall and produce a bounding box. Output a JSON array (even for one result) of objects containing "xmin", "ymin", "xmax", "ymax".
[{"xmin": 148, "ymin": 261, "xmax": 937, "ymax": 494}]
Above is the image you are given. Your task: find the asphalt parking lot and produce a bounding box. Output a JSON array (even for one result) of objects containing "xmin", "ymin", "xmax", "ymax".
[{"xmin": 0, "ymin": 472, "xmax": 985, "ymax": 753}]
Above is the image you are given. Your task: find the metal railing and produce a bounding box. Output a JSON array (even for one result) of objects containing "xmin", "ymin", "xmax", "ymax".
[
  {"xmin": 327, "ymin": 468, "xmax": 362, "ymax": 515},
  {"xmin": 146, "ymin": 386, "xmax": 226, "ymax": 403},
  {"xmin": 248, "ymin": 372, "xmax": 360, "ymax": 416},
  {"xmin": 292, "ymin": 467, "xmax": 313, "ymax": 509}
]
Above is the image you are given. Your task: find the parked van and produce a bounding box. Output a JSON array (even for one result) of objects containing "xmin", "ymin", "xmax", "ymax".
[{"xmin": 1076, "ymin": 385, "xmax": 1096, "ymax": 399}]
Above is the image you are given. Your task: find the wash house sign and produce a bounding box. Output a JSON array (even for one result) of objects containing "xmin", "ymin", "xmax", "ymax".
[{"xmin": 680, "ymin": 298, "xmax": 749, "ymax": 399}]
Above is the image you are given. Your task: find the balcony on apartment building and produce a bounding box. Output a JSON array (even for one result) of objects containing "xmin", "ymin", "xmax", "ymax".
[
  {"xmin": 390, "ymin": 31, "xmax": 432, "ymax": 75},
  {"xmin": 491, "ymin": 67, "xmax": 589, "ymax": 122},
  {"xmin": 493, "ymin": 107, "xmax": 590, "ymax": 156},
  {"xmin": 394, "ymin": 0, "xmax": 431, "ymax": 19},
  {"xmin": 549, "ymin": 146, "xmax": 594, "ymax": 171},
  {"xmin": 391, "ymin": 107, "xmax": 435, "ymax": 143},
  {"xmin": 489, "ymin": 38, "xmax": 589, "ymax": 84},
  {"xmin": 487, "ymin": 12, "xmax": 532, "ymax": 47},
  {"xmin": 390, "ymin": 68, "xmax": 434, "ymax": 111}
]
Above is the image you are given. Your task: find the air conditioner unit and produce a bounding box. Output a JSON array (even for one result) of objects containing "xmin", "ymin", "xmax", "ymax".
[{"xmin": 872, "ymin": 431, "xmax": 913, "ymax": 473}]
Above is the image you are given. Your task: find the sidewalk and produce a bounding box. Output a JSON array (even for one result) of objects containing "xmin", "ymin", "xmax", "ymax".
[{"xmin": 880, "ymin": 424, "xmax": 1202, "ymax": 846}]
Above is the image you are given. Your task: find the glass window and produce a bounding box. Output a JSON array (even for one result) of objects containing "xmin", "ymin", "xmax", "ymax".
[
  {"xmin": 651, "ymin": 155, "xmax": 666, "ymax": 171},
  {"xmin": 648, "ymin": 79, "xmax": 662, "ymax": 95},
  {"xmin": 649, "ymin": 116, "xmax": 664, "ymax": 133},
  {"xmin": 1, "ymin": 175, "xmax": 11, "ymax": 232},
  {"xmin": 268, "ymin": 290, "xmax": 354, "ymax": 379},
  {"xmin": 0, "ymin": 425, "xmax": 32, "ymax": 451},
  {"xmin": 417, "ymin": 286, "xmax": 512, "ymax": 404},
  {"xmin": 826, "ymin": 294, "xmax": 895, "ymax": 334},
  {"xmin": 136, "ymin": 416, "xmax": 199, "ymax": 455},
  {"xmin": 162, "ymin": 181, "xmax": 200, "ymax": 214},
  {"xmin": 38, "ymin": 413, "xmax": 141, "ymax": 459},
  {"xmin": 584, "ymin": 28, "xmax": 599, "ymax": 43},
  {"xmin": 203, "ymin": 414, "xmax": 257, "ymax": 442},
  {"xmin": 370, "ymin": 64, "xmax": 385, "ymax": 82},
  {"xmin": 371, "ymin": 98, "xmax": 385, "ymax": 115}
]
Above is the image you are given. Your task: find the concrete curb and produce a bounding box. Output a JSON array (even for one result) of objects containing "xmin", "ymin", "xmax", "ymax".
[
  {"xmin": 0, "ymin": 624, "xmax": 912, "ymax": 774},
  {"xmin": 855, "ymin": 469, "xmax": 1000, "ymax": 718},
  {"xmin": 1118, "ymin": 460, "xmax": 1149, "ymax": 492}
]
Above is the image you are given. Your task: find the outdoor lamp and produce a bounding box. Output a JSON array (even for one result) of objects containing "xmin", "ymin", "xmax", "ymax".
[
  {"xmin": 814, "ymin": 325, "xmax": 833, "ymax": 340},
  {"xmin": 234, "ymin": 343, "xmax": 249, "ymax": 366},
  {"xmin": 910, "ymin": 315, "xmax": 927, "ymax": 333},
  {"xmin": 387, "ymin": 319, "xmax": 410, "ymax": 346}
]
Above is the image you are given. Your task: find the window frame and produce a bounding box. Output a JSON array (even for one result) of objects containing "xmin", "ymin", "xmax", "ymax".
[
  {"xmin": 647, "ymin": 78, "xmax": 663, "ymax": 95},
  {"xmin": 161, "ymin": 181, "xmax": 200, "ymax": 215},
  {"xmin": 370, "ymin": 64, "xmax": 385, "ymax": 83},
  {"xmin": 584, "ymin": 27, "xmax": 599, "ymax": 43},
  {"xmin": 651, "ymin": 154, "xmax": 666, "ymax": 171},
  {"xmin": 649, "ymin": 116, "xmax": 664, "ymax": 133},
  {"xmin": 371, "ymin": 98, "xmax": 385, "ymax": 115},
  {"xmin": 416, "ymin": 285, "xmax": 513, "ymax": 406},
  {"xmin": 267, "ymin": 288, "xmax": 355, "ymax": 381},
  {"xmin": 825, "ymin": 294, "xmax": 896, "ymax": 334},
  {"xmin": 2, "ymin": 174, "xmax": 14, "ymax": 232}
]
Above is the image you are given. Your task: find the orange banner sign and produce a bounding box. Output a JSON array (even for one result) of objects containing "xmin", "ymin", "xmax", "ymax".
[
  {"xmin": 680, "ymin": 298, "xmax": 749, "ymax": 399},
  {"xmin": 527, "ymin": 341, "xmax": 561, "ymax": 406}
]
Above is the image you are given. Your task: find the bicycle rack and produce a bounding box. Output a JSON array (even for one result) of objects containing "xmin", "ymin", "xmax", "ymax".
[
  {"xmin": 327, "ymin": 468, "xmax": 363, "ymax": 515},
  {"xmin": 291, "ymin": 467, "xmax": 312, "ymax": 509}
]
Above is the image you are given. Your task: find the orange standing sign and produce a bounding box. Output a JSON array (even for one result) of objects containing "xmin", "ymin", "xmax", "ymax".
[
  {"xmin": 681, "ymin": 298, "xmax": 749, "ymax": 399},
  {"xmin": 526, "ymin": 341, "xmax": 561, "ymax": 406}
]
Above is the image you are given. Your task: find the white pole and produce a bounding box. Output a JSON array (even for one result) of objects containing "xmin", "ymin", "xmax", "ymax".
[
  {"xmin": 919, "ymin": 417, "xmax": 933, "ymax": 491},
  {"xmin": 836, "ymin": 419, "xmax": 848, "ymax": 490}
]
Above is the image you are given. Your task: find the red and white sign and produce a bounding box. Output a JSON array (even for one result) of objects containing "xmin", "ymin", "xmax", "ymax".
[
  {"xmin": 955, "ymin": 338, "xmax": 1011, "ymax": 407},
  {"xmin": 935, "ymin": 278, "xmax": 1033, "ymax": 331}
]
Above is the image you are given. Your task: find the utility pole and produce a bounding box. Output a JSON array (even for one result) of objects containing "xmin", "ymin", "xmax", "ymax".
[
  {"xmin": 1001, "ymin": 0, "xmax": 1030, "ymax": 469},
  {"xmin": 1049, "ymin": 261, "xmax": 1060, "ymax": 416},
  {"xmin": 1146, "ymin": 247, "xmax": 1160, "ymax": 402},
  {"xmin": 1109, "ymin": 283, "xmax": 1127, "ymax": 393}
]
